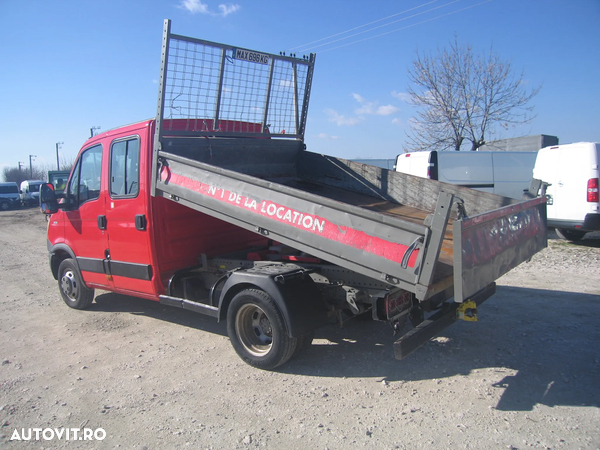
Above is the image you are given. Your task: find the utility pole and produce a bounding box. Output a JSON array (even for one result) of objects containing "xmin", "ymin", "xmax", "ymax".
[
  {"xmin": 18, "ymin": 162, "xmax": 24, "ymax": 173},
  {"xmin": 55, "ymin": 142, "xmax": 64, "ymax": 170},
  {"xmin": 29, "ymin": 155, "xmax": 36, "ymax": 179},
  {"xmin": 90, "ymin": 126, "xmax": 101, "ymax": 138}
]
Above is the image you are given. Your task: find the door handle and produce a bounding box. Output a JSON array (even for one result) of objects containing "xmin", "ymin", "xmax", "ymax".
[
  {"xmin": 97, "ymin": 215, "xmax": 107, "ymax": 230},
  {"xmin": 135, "ymin": 214, "xmax": 147, "ymax": 231}
]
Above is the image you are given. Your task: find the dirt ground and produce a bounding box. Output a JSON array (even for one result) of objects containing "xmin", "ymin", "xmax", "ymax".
[{"xmin": 1, "ymin": 207, "xmax": 599, "ymax": 449}]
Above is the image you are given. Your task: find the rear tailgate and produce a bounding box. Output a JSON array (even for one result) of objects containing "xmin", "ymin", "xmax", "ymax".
[{"xmin": 453, "ymin": 196, "xmax": 547, "ymax": 302}]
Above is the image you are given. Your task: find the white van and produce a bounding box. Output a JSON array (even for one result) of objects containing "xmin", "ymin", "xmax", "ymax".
[
  {"xmin": 395, "ymin": 151, "xmax": 538, "ymax": 200},
  {"xmin": 20, "ymin": 180, "xmax": 45, "ymax": 206},
  {"xmin": 533, "ymin": 142, "xmax": 600, "ymax": 241}
]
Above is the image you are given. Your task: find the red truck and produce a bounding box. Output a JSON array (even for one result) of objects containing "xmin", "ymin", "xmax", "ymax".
[{"xmin": 39, "ymin": 20, "xmax": 547, "ymax": 369}]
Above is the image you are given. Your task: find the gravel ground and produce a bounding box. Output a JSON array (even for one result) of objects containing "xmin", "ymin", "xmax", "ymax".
[{"xmin": 1, "ymin": 207, "xmax": 599, "ymax": 449}]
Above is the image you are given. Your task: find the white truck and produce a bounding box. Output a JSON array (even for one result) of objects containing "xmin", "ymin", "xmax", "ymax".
[{"xmin": 395, "ymin": 150, "xmax": 538, "ymax": 200}]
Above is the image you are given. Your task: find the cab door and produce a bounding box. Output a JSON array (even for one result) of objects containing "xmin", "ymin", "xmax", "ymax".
[
  {"xmin": 104, "ymin": 133, "xmax": 155, "ymax": 295},
  {"xmin": 63, "ymin": 144, "xmax": 111, "ymax": 289}
]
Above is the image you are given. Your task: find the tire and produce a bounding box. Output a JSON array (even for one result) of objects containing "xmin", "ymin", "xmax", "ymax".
[
  {"xmin": 556, "ymin": 228, "xmax": 586, "ymax": 242},
  {"xmin": 0, "ymin": 201, "xmax": 9, "ymax": 211},
  {"xmin": 293, "ymin": 330, "xmax": 315, "ymax": 357},
  {"xmin": 226, "ymin": 289, "xmax": 298, "ymax": 370},
  {"xmin": 58, "ymin": 258, "xmax": 95, "ymax": 310}
]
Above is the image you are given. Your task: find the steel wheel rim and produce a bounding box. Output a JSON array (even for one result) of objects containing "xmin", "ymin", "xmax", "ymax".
[
  {"xmin": 60, "ymin": 270, "xmax": 78, "ymax": 301},
  {"xmin": 235, "ymin": 303, "xmax": 273, "ymax": 357}
]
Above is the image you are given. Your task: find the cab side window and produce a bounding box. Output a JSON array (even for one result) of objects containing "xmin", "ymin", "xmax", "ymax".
[
  {"xmin": 110, "ymin": 138, "xmax": 140, "ymax": 198},
  {"xmin": 68, "ymin": 145, "xmax": 103, "ymax": 205}
]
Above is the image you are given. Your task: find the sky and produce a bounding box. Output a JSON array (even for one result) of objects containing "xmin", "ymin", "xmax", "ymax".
[{"xmin": 1, "ymin": 0, "xmax": 599, "ymax": 178}]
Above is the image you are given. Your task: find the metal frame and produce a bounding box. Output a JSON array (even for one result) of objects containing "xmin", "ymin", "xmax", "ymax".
[
  {"xmin": 415, "ymin": 191, "xmax": 453, "ymax": 296},
  {"xmin": 156, "ymin": 19, "xmax": 315, "ymax": 140},
  {"xmin": 152, "ymin": 19, "xmax": 316, "ymax": 196}
]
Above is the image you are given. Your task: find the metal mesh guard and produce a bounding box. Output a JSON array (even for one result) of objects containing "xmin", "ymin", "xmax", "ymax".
[{"xmin": 161, "ymin": 32, "xmax": 314, "ymax": 138}]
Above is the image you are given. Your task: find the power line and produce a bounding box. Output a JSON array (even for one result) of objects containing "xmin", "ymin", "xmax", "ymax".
[
  {"xmin": 287, "ymin": 0, "xmax": 441, "ymax": 52},
  {"xmin": 317, "ymin": 0, "xmax": 493, "ymax": 53},
  {"xmin": 294, "ymin": 0, "xmax": 463, "ymax": 53},
  {"xmin": 295, "ymin": 0, "xmax": 462, "ymax": 53},
  {"xmin": 292, "ymin": 0, "xmax": 493, "ymax": 54}
]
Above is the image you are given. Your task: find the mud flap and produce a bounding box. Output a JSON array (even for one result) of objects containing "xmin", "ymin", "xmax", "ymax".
[{"xmin": 393, "ymin": 283, "xmax": 496, "ymax": 360}]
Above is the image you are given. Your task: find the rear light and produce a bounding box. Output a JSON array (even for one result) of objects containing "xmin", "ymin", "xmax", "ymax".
[{"xmin": 588, "ymin": 178, "xmax": 599, "ymax": 202}]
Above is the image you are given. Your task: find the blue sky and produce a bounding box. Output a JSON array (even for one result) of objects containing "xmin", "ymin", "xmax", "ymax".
[{"xmin": 1, "ymin": 0, "xmax": 599, "ymax": 177}]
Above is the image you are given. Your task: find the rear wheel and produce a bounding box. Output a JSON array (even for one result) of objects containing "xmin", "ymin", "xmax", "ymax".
[
  {"xmin": 58, "ymin": 258, "xmax": 95, "ymax": 309},
  {"xmin": 293, "ymin": 330, "xmax": 315, "ymax": 357},
  {"xmin": 227, "ymin": 289, "xmax": 297, "ymax": 370},
  {"xmin": 556, "ymin": 228, "xmax": 586, "ymax": 242}
]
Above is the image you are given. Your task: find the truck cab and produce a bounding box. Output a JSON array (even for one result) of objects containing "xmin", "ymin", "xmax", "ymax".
[
  {"xmin": 45, "ymin": 120, "xmax": 273, "ymax": 302},
  {"xmin": 46, "ymin": 122, "xmax": 153, "ymax": 296}
]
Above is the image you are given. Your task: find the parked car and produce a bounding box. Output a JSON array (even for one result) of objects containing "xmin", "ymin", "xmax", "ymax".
[{"xmin": 0, "ymin": 182, "xmax": 21, "ymax": 211}]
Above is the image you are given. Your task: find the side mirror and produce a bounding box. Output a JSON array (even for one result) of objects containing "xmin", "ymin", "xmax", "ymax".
[{"xmin": 39, "ymin": 183, "xmax": 59, "ymax": 214}]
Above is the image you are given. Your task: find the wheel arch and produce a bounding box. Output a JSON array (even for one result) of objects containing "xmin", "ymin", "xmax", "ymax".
[
  {"xmin": 217, "ymin": 266, "xmax": 329, "ymax": 338},
  {"xmin": 48, "ymin": 243, "xmax": 78, "ymax": 281},
  {"xmin": 218, "ymin": 281, "xmax": 259, "ymax": 322}
]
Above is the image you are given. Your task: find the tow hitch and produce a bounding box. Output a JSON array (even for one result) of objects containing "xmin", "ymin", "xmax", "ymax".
[{"xmin": 393, "ymin": 283, "xmax": 496, "ymax": 360}]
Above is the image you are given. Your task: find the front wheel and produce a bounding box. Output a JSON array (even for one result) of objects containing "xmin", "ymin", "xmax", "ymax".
[
  {"xmin": 556, "ymin": 228, "xmax": 586, "ymax": 242},
  {"xmin": 226, "ymin": 289, "xmax": 298, "ymax": 370},
  {"xmin": 58, "ymin": 258, "xmax": 95, "ymax": 309}
]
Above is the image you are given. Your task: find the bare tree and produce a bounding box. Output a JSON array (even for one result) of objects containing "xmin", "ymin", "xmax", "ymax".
[
  {"xmin": 2, "ymin": 167, "xmax": 27, "ymax": 185},
  {"xmin": 405, "ymin": 37, "xmax": 540, "ymax": 151}
]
